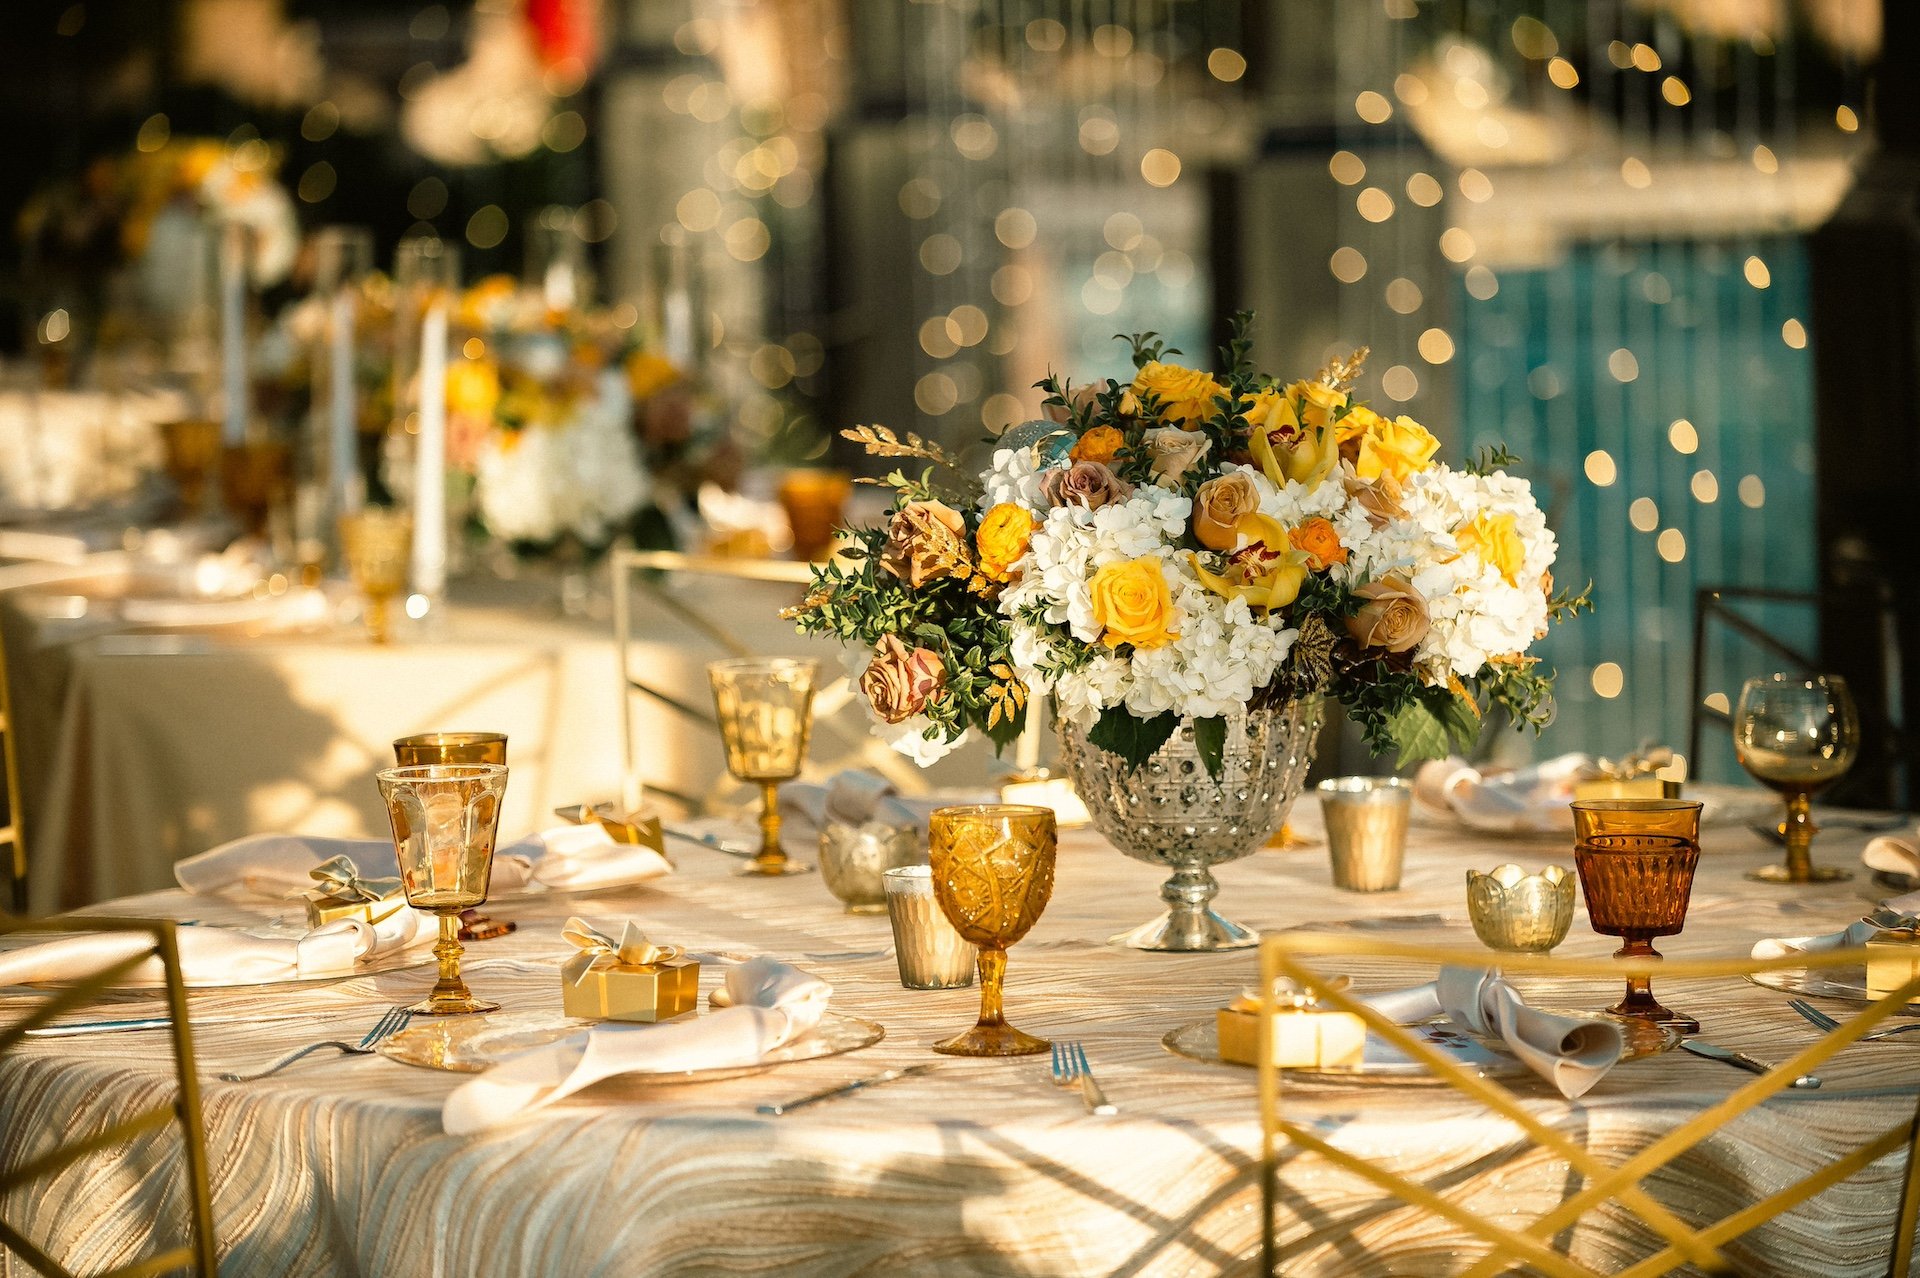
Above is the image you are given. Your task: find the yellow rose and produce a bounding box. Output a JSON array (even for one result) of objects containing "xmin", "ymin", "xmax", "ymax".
[
  {"xmin": 1089, "ymin": 556, "xmax": 1179, "ymax": 649},
  {"xmin": 1189, "ymin": 514, "xmax": 1308, "ymax": 611},
  {"xmin": 1455, "ymin": 510, "xmax": 1525, "ymax": 585},
  {"xmin": 1069, "ymin": 424, "xmax": 1126, "ymax": 465},
  {"xmin": 1354, "ymin": 414, "xmax": 1441, "ymax": 483},
  {"xmin": 1286, "ymin": 380, "xmax": 1349, "ymax": 429},
  {"xmin": 625, "ymin": 350, "xmax": 681, "ymax": 401},
  {"xmin": 976, "ymin": 503, "xmax": 1035, "ymax": 583},
  {"xmin": 1130, "ymin": 361, "xmax": 1225, "ymax": 429},
  {"xmin": 1241, "ymin": 387, "xmax": 1298, "ymax": 435},
  {"xmin": 446, "ymin": 356, "xmax": 501, "ymax": 419},
  {"xmin": 1335, "ymin": 403, "xmax": 1386, "ymax": 449}
]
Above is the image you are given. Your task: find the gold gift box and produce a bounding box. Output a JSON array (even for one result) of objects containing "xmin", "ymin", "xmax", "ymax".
[
  {"xmin": 304, "ymin": 892, "xmax": 403, "ymax": 929},
  {"xmin": 1572, "ymin": 777, "xmax": 1682, "ymax": 802},
  {"xmin": 561, "ymin": 957, "xmax": 701, "ymax": 1023},
  {"xmin": 1217, "ymin": 1003, "xmax": 1366, "ymax": 1069},
  {"xmin": 1866, "ymin": 935, "xmax": 1920, "ymax": 1002}
]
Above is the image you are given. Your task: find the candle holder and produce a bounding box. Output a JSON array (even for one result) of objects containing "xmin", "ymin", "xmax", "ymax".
[
  {"xmin": 339, "ymin": 508, "xmax": 412, "ymax": 643},
  {"xmin": 220, "ymin": 437, "xmax": 291, "ymax": 540},
  {"xmin": 376, "ymin": 762, "xmax": 509, "ymax": 1015},
  {"xmin": 1466, "ymin": 864, "xmax": 1576, "ymax": 954},
  {"xmin": 1318, "ymin": 777, "xmax": 1412, "ymax": 892},
  {"xmin": 706, "ymin": 658, "xmax": 818, "ymax": 876},
  {"xmin": 159, "ymin": 418, "xmax": 223, "ymax": 516},
  {"xmin": 776, "ymin": 469, "xmax": 852, "ymax": 562}
]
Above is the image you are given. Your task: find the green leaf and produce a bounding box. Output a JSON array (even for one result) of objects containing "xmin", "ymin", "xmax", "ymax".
[
  {"xmin": 1087, "ymin": 707, "xmax": 1180, "ymax": 771},
  {"xmin": 1192, "ymin": 715, "xmax": 1228, "ymax": 784},
  {"xmin": 1385, "ymin": 699, "xmax": 1451, "ymax": 768},
  {"xmin": 1438, "ymin": 693, "xmax": 1483, "ymax": 754}
]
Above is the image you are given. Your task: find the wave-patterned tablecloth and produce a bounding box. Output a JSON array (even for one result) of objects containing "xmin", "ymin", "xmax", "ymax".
[{"xmin": 3, "ymin": 805, "xmax": 1918, "ymax": 1276}]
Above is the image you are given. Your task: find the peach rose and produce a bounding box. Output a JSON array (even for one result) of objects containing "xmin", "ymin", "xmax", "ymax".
[
  {"xmin": 1192, "ymin": 472, "xmax": 1262, "ymax": 551},
  {"xmin": 861, "ymin": 634, "xmax": 946, "ymax": 723},
  {"xmin": 976, "ymin": 502, "xmax": 1035, "ymax": 582},
  {"xmin": 1344, "ymin": 575, "xmax": 1430, "ymax": 653},
  {"xmin": 1341, "ymin": 471, "xmax": 1406, "ymax": 529},
  {"xmin": 1069, "ymin": 425, "xmax": 1127, "ymax": 465},
  {"xmin": 1089, "ymin": 556, "xmax": 1179, "ymax": 649},
  {"xmin": 1143, "ymin": 426, "xmax": 1210, "ymax": 488},
  {"xmin": 1289, "ymin": 516, "xmax": 1348, "ymax": 571},
  {"xmin": 1040, "ymin": 460, "xmax": 1133, "ymax": 511},
  {"xmin": 880, "ymin": 500, "xmax": 972, "ymax": 587}
]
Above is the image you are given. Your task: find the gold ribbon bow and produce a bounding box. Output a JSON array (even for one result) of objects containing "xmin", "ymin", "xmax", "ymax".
[
  {"xmin": 560, "ymin": 917, "xmax": 683, "ymax": 987},
  {"xmin": 1592, "ymin": 746, "xmax": 1675, "ymax": 782},
  {"xmin": 1866, "ymin": 908, "xmax": 1920, "ymax": 939},
  {"xmin": 1227, "ymin": 974, "xmax": 1352, "ymax": 1015},
  {"xmin": 305, "ymin": 855, "xmax": 401, "ymax": 904}
]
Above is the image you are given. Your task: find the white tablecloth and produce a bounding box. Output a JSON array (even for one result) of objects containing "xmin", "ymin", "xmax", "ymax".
[{"xmin": 2, "ymin": 804, "xmax": 1916, "ymax": 1275}]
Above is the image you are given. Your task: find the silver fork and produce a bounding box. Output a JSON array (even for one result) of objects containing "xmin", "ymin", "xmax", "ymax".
[
  {"xmin": 1050, "ymin": 1040, "xmax": 1118, "ymax": 1116},
  {"xmin": 218, "ymin": 1007, "xmax": 413, "ymax": 1082},
  {"xmin": 1787, "ymin": 998, "xmax": 1920, "ymax": 1042}
]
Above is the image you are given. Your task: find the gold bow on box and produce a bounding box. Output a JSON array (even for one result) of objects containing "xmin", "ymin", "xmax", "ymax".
[
  {"xmin": 1574, "ymin": 747, "xmax": 1685, "ymax": 801},
  {"xmin": 559, "ymin": 916, "xmax": 699, "ymax": 1023},
  {"xmin": 553, "ymin": 803, "xmax": 668, "ymax": 856},
  {"xmin": 302, "ymin": 856, "xmax": 405, "ymax": 928},
  {"xmin": 1218, "ymin": 976, "xmax": 1364, "ymax": 1069}
]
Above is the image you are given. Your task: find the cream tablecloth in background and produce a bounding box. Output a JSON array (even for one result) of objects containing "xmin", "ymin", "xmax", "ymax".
[
  {"xmin": 2, "ymin": 806, "xmax": 1917, "ymax": 1276},
  {"xmin": 2, "ymin": 569, "xmax": 865, "ymax": 912}
]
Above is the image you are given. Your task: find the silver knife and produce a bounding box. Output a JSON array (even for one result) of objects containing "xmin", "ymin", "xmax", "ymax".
[
  {"xmin": 1681, "ymin": 1040, "xmax": 1821, "ymax": 1089},
  {"xmin": 663, "ymin": 827, "xmax": 754, "ymax": 858},
  {"xmin": 25, "ymin": 1013, "xmax": 309, "ymax": 1039},
  {"xmin": 757, "ymin": 1063, "xmax": 941, "ymax": 1116}
]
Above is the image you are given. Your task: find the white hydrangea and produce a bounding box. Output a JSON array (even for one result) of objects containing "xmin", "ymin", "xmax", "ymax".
[
  {"xmin": 981, "ymin": 444, "xmax": 1053, "ymax": 513},
  {"xmin": 872, "ymin": 711, "xmax": 969, "ymax": 766},
  {"xmin": 475, "ymin": 369, "xmax": 649, "ymax": 546}
]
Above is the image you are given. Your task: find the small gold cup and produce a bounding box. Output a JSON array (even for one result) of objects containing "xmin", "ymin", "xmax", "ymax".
[
  {"xmin": 884, "ymin": 865, "xmax": 976, "ymax": 989},
  {"xmin": 394, "ymin": 732, "xmax": 507, "ymax": 767},
  {"xmin": 1466, "ymin": 864, "xmax": 1576, "ymax": 953},
  {"xmin": 1318, "ymin": 776, "xmax": 1412, "ymax": 892}
]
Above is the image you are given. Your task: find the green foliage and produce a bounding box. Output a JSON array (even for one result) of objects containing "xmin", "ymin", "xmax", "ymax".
[
  {"xmin": 1122, "ymin": 331, "xmax": 1178, "ymax": 368},
  {"xmin": 1087, "ymin": 706, "xmax": 1180, "ymax": 771},
  {"xmin": 1464, "ymin": 442, "xmax": 1522, "ymax": 475},
  {"xmin": 1192, "ymin": 715, "xmax": 1228, "ymax": 783}
]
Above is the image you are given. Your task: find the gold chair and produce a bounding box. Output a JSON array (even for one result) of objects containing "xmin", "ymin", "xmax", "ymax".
[
  {"xmin": 1, "ymin": 623, "xmax": 22, "ymax": 915},
  {"xmin": 609, "ymin": 548, "xmax": 934, "ymax": 812},
  {"xmin": 1257, "ymin": 934, "xmax": 1920, "ymax": 1277},
  {"xmin": 0, "ymin": 916, "xmax": 217, "ymax": 1275}
]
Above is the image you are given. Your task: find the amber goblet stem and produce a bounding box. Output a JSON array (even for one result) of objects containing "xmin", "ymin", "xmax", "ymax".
[
  {"xmin": 748, "ymin": 780, "xmax": 789, "ymax": 874},
  {"xmin": 416, "ymin": 914, "xmax": 500, "ymax": 1016},
  {"xmin": 1781, "ymin": 787, "xmax": 1815, "ymax": 884},
  {"xmin": 1609, "ymin": 933, "xmax": 1698, "ymax": 1034},
  {"xmin": 366, "ymin": 593, "xmax": 392, "ymax": 645},
  {"xmin": 975, "ymin": 946, "xmax": 1009, "ymax": 1032}
]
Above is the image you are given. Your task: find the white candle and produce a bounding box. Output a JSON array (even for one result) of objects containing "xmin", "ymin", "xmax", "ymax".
[
  {"xmin": 218, "ymin": 222, "xmax": 248, "ymax": 446},
  {"xmin": 329, "ymin": 290, "xmax": 362, "ymax": 515},
  {"xmin": 1015, "ymin": 696, "xmax": 1043, "ymax": 772},
  {"xmin": 410, "ymin": 301, "xmax": 448, "ymax": 599}
]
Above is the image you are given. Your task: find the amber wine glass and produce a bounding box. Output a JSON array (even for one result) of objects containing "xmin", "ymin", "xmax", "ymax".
[
  {"xmin": 376, "ymin": 762, "xmax": 508, "ymax": 1015},
  {"xmin": 927, "ymin": 805, "xmax": 1057, "ymax": 1057},
  {"xmin": 1733, "ymin": 674, "xmax": 1860, "ymax": 883},
  {"xmin": 707, "ymin": 658, "xmax": 818, "ymax": 876},
  {"xmin": 340, "ymin": 508, "xmax": 412, "ymax": 643},
  {"xmin": 1573, "ymin": 799, "xmax": 1705, "ymax": 1036}
]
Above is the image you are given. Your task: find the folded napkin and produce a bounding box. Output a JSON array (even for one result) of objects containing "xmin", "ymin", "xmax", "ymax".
[
  {"xmin": 1412, "ymin": 755, "xmax": 1596, "ymax": 835},
  {"xmin": 442, "ymin": 957, "xmax": 831, "ymax": 1134},
  {"xmin": 1751, "ymin": 887, "xmax": 1920, "ymax": 960},
  {"xmin": 1363, "ymin": 966, "xmax": 1624, "ymax": 1098},
  {"xmin": 0, "ymin": 908, "xmax": 426, "ymax": 988},
  {"xmin": 777, "ymin": 769, "xmax": 930, "ymax": 852},
  {"xmin": 175, "ymin": 825, "xmax": 670, "ymax": 899},
  {"xmin": 1864, "ymin": 831, "xmax": 1920, "ymax": 881}
]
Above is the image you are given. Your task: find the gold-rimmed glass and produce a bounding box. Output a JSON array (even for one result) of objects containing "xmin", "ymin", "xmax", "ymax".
[
  {"xmin": 376, "ymin": 762, "xmax": 508, "ymax": 1016},
  {"xmin": 339, "ymin": 508, "xmax": 411, "ymax": 643},
  {"xmin": 393, "ymin": 732, "xmax": 507, "ymax": 767},
  {"xmin": 707, "ymin": 657, "xmax": 817, "ymax": 876},
  {"xmin": 1733, "ymin": 673, "xmax": 1860, "ymax": 883},
  {"xmin": 927, "ymin": 804, "xmax": 1057, "ymax": 1057},
  {"xmin": 1573, "ymin": 798, "xmax": 1704, "ymax": 1036}
]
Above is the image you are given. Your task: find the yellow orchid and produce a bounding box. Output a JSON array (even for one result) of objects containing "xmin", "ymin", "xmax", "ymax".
[
  {"xmin": 1190, "ymin": 513, "xmax": 1308, "ymax": 611},
  {"xmin": 1249, "ymin": 415, "xmax": 1338, "ymax": 490}
]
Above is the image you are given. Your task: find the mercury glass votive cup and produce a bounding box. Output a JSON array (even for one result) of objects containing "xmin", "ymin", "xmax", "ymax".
[
  {"xmin": 1318, "ymin": 777, "xmax": 1413, "ymax": 892},
  {"xmin": 927, "ymin": 805, "xmax": 1056, "ymax": 1055},
  {"xmin": 393, "ymin": 732, "xmax": 507, "ymax": 767},
  {"xmin": 707, "ymin": 657, "xmax": 818, "ymax": 877},
  {"xmin": 339, "ymin": 508, "xmax": 412, "ymax": 644},
  {"xmin": 376, "ymin": 762, "xmax": 508, "ymax": 1016},
  {"xmin": 820, "ymin": 823, "xmax": 920, "ymax": 914},
  {"xmin": 884, "ymin": 865, "xmax": 976, "ymax": 989},
  {"xmin": 1467, "ymin": 864, "xmax": 1577, "ymax": 953}
]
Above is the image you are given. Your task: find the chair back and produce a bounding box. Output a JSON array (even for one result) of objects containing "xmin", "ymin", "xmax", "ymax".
[
  {"xmin": 0, "ymin": 915, "xmax": 216, "ymax": 1275},
  {"xmin": 1258, "ymin": 932, "xmax": 1920, "ymax": 1277},
  {"xmin": 0, "ymin": 622, "xmax": 22, "ymax": 914}
]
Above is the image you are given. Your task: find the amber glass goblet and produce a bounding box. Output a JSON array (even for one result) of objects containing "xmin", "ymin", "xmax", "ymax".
[
  {"xmin": 393, "ymin": 732, "xmax": 507, "ymax": 767},
  {"xmin": 220, "ymin": 438, "xmax": 292, "ymax": 539},
  {"xmin": 339, "ymin": 508, "xmax": 412, "ymax": 643},
  {"xmin": 707, "ymin": 658, "xmax": 818, "ymax": 876},
  {"xmin": 159, "ymin": 418, "xmax": 222, "ymax": 515},
  {"xmin": 1733, "ymin": 673, "xmax": 1860, "ymax": 884},
  {"xmin": 376, "ymin": 762, "xmax": 508, "ymax": 1015},
  {"xmin": 927, "ymin": 804, "xmax": 1057, "ymax": 1057},
  {"xmin": 1574, "ymin": 824, "xmax": 1701, "ymax": 1036}
]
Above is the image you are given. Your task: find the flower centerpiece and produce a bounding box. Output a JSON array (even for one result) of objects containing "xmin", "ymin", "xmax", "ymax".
[{"xmin": 789, "ymin": 315, "xmax": 1585, "ymax": 948}]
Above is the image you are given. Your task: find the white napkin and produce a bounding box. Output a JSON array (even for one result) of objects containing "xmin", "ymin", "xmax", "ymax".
[
  {"xmin": 1411, "ymin": 755, "xmax": 1595, "ymax": 835},
  {"xmin": 175, "ymin": 826, "xmax": 670, "ymax": 898},
  {"xmin": 1864, "ymin": 831, "xmax": 1920, "ymax": 881},
  {"xmin": 0, "ymin": 911, "xmax": 425, "ymax": 988},
  {"xmin": 442, "ymin": 957, "xmax": 831, "ymax": 1134},
  {"xmin": 777, "ymin": 769, "xmax": 931, "ymax": 853},
  {"xmin": 1363, "ymin": 966, "xmax": 1623, "ymax": 1098},
  {"xmin": 1751, "ymin": 887, "xmax": 1920, "ymax": 960}
]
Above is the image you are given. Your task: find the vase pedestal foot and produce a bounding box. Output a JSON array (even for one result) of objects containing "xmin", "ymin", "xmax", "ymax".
[{"xmin": 1110, "ymin": 908, "xmax": 1258, "ymax": 952}]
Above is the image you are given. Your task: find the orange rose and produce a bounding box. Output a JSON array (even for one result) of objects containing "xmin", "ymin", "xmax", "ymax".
[
  {"xmin": 976, "ymin": 503, "xmax": 1035, "ymax": 582},
  {"xmin": 1288, "ymin": 517, "xmax": 1347, "ymax": 571},
  {"xmin": 1069, "ymin": 425, "xmax": 1126, "ymax": 464}
]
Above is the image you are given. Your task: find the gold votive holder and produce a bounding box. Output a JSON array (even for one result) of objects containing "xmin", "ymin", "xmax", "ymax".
[
  {"xmin": 1466, "ymin": 864, "xmax": 1576, "ymax": 953},
  {"xmin": 776, "ymin": 468, "xmax": 852, "ymax": 562},
  {"xmin": 883, "ymin": 865, "xmax": 975, "ymax": 989},
  {"xmin": 1317, "ymin": 776, "xmax": 1412, "ymax": 892},
  {"xmin": 394, "ymin": 732, "xmax": 508, "ymax": 767},
  {"xmin": 819, "ymin": 822, "xmax": 920, "ymax": 914}
]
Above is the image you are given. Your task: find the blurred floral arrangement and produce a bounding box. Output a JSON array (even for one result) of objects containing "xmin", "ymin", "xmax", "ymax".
[{"xmin": 789, "ymin": 314, "xmax": 1588, "ymax": 771}]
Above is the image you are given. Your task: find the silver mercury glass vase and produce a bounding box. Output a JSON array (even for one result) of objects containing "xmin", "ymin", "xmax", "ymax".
[{"xmin": 1058, "ymin": 700, "xmax": 1322, "ymax": 952}]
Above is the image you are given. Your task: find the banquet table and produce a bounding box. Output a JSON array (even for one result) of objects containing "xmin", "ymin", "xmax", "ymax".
[
  {"xmin": 1, "ymin": 564, "xmax": 872, "ymax": 914},
  {"xmin": 3, "ymin": 801, "xmax": 1918, "ymax": 1276}
]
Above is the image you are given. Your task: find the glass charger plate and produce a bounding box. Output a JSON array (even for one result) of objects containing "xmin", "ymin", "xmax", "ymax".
[
  {"xmin": 377, "ymin": 1008, "xmax": 886, "ymax": 1081},
  {"xmin": 1750, "ymin": 966, "xmax": 1920, "ymax": 1010},
  {"xmin": 1162, "ymin": 1012, "xmax": 1675, "ymax": 1086}
]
